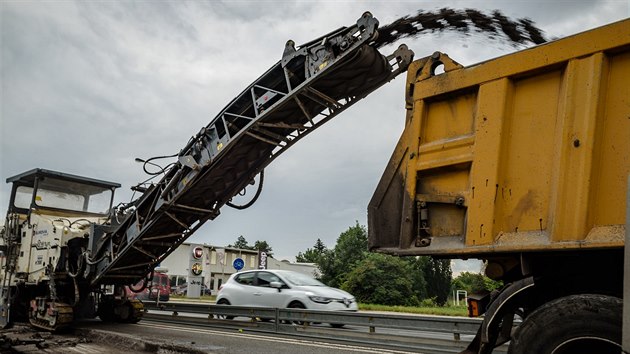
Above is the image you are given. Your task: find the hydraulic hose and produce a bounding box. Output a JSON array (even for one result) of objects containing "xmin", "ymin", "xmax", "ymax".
[{"xmin": 226, "ymin": 170, "xmax": 265, "ymax": 210}]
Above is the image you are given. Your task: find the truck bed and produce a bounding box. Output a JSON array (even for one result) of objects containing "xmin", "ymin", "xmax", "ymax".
[{"xmin": 369, "ymin": 19, "xmax": 630, "ymax": 257}]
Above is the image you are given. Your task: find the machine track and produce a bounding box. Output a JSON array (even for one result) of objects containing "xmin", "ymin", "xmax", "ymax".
[{"xmin": 29, "ymin": 301, "xmax": 74, "ymax": 331}]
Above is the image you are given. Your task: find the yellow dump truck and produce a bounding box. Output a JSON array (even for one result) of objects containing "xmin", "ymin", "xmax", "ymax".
[{"xmin": 369, "ymin": 19, "xmax": 629, "ymax": 354}]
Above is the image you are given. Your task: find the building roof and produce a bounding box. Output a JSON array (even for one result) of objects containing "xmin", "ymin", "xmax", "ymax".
[{"xmin": 181, "ymin": 242, "xmax": 259, "ymax": 255}]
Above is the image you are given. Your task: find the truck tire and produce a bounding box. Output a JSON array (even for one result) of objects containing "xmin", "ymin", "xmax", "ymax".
[{"xmin": 508, "ymin": 294, "xmax": 621, "ymax": 354}]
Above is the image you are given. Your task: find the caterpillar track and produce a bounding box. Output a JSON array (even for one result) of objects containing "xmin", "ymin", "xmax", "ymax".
[{"xmin": 29, "ymin": 300, "xmax": 74, "ymax": 332}]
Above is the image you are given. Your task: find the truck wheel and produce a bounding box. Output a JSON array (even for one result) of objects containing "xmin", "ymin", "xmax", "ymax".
[
  {"xmin": 98, "ymin": 301, "xmax": 115, "ymax": 322},
  {"xmin": 508, "ymin": 294, "xmax": 621, "ymax": 354}
]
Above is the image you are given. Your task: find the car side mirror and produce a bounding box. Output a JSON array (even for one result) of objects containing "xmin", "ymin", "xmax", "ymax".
[{"xmin": 270, "ymin": 281, "xmax": 282, "ymax": 292}]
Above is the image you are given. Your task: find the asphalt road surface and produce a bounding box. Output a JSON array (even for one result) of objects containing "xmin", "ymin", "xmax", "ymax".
[{"xmin": 77, "ymin": 319, "xmax": 418, "ymax": 354}]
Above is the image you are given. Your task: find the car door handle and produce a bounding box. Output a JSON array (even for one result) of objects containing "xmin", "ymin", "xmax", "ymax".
[{"xmin": 253, "ymin": 292, "xmax": 262, "ymax": 296}]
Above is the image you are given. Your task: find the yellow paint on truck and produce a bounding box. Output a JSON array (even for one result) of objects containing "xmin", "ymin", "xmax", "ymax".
[{"xmin": 369, "ymin": 19, "xmax": 629, "ymax": 257}]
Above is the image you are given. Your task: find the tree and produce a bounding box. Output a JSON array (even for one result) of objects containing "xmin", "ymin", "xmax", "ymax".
[
  {"xmin": 416, "ymin": 257, "xmax": 452, "ymax": 306},
  {"xmin": 296, "ymin": 238, "xmax": 327, "ymax": 263},
  {"xmin": 403, "ymin": 257, "xmax": 428, "ymax": 301},
  {"xmin": 253, "ymin": 240, "xmax": 273, "ymax": 258},
  {"xmin": 451, "ymin": 272, "xmax": 486, "ymax": 294},
  {"xmin": 341, "ymin": 253, "xmax": 418, "ymax": 306},
  {"xmin": 452, "ymin": 272, "xmax": 503, "ymax": 294},
  {"xmin": 228, "ymin": 235, "xmax": 252, "ymax": 250},
  {"xmin": 319, "ymin": 222, "xmax": 368, "ymax": 288},
  {"xmin": 228, "ymin": 236, "xmax": 273, "ymax": 257}
]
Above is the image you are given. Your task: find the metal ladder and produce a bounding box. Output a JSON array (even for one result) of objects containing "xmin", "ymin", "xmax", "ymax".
[{"xmin": 0, "ymin": 214, "xmax": 22, "ymax": 328}]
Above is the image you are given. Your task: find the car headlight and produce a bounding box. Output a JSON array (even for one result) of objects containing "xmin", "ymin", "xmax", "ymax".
[{"xmin": 308, "ymin": 296, "xmax": 333, "ymax": 304}]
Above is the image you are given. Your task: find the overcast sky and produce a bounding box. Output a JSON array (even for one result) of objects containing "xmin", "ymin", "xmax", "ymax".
[{"xmin": 1, "ymin": 1, "xmax": 628, "ymax": 273}]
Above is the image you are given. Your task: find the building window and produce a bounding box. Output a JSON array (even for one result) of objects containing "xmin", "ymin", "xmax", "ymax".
[
  {"xmin": 210, "ymin": 250, "xmax": 216, "ymax": 265},
  {"xmin": 250, "ymin": 255, "xmax": 256, "ymax": 268}
]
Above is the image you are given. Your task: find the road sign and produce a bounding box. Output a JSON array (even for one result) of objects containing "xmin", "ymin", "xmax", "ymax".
[{"xmin": 233, "ymin": 257, "xmax": 244, "ymax": 271}]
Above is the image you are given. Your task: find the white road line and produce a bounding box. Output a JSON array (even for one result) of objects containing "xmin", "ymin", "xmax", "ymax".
[
  {"xmin": 67, "ymin": 345, "xmax": 99, "ymax": 353},
  {"xmin": 136, "ymin": 322, "xmax": 417, "ymax": 354}
]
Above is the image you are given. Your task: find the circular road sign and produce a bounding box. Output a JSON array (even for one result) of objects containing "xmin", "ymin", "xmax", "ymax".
[{"xmin": 233, "ymin": 257, "xmax": 244, "ymax": 271}]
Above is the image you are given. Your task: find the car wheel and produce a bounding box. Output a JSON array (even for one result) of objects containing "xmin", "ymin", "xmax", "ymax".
[
  {"xmin": 287, "ymin": 301, "xmax": 308, "ymax": 325},
  {"xmin": 216, "ymin": 299, "xmax": 234, "ymax": 320}
]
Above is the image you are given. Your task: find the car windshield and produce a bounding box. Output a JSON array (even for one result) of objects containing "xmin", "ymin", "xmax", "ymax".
[{"xmin": 281, "ymin": 272, "xmax": 324, "ymax": 286}]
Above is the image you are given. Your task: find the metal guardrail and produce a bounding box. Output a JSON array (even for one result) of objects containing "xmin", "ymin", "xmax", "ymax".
[{"xmin": 142, "ymin": 302, "xmax": 486, "ymax": 353}]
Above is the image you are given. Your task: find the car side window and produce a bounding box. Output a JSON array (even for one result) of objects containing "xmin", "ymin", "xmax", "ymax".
[
  {"xmin": 256, "ymin": 272, "xmax": 282, "ymax": 287},
  {"xmin": 235, "ymin": 272, "xmax": 255, "ymax": 285}
]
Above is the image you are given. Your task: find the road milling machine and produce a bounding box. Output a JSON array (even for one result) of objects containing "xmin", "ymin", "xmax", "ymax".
[{"xmin": 0, "ymin": 12, "xmax": 414, "ymax": 331}]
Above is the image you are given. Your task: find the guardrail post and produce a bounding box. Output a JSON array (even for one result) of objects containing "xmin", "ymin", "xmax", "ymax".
[
  {"xmin": 454, "ymin": 332, "xmax": 461, "ymax": 341},
  {"xmin": 274, "ymin": 308, "xmax": 279, "ymax": 332}
]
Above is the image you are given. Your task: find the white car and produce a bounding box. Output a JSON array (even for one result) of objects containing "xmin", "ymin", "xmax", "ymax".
[{"xmin": 216, "ymin": 269, "xmax": 357, "ymax": 325}]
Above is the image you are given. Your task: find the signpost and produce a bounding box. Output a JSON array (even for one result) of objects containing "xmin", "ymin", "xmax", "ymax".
[{"xmin": 233, "ymin": 257, "xmax": 244, "ymax": 271}]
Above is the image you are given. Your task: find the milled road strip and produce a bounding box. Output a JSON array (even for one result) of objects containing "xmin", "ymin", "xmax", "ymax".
[{"xmin": 136, "ymin": 322, "xmax": 418, "ymax": 354}]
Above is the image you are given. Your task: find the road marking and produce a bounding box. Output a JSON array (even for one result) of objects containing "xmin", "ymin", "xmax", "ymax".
[
  {"xmin": 64, "ymin": 344, "xmax": 106, "ymax": 353},
  {"xmin": 137, "ymin": 322, "xmax": 416, "ymax": 353}
]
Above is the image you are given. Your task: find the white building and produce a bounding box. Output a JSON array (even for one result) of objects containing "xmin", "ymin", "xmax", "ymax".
[{"xmin": 161, "ymin": 242, "xmax": 318, "ymax": 295}]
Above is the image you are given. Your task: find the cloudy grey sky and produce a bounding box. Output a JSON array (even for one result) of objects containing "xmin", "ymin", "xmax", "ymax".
[{"xmin": 1, "ymin": 1, "xmax": 628, "ymax": 272}]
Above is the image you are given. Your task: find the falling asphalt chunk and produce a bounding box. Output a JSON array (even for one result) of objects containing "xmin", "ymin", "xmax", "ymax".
[{"xmin": 373, "ymin": 7, "xmax": 547, "ymax": 48}]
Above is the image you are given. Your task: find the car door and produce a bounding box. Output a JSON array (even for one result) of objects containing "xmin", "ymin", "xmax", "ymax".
[
  {"xmin": 230, "ymin": 272, "xmax": 257, "ymax": 306},
  {"xmin": 253, "ymin": 271, "xmax": 290, "ymax": 308}
]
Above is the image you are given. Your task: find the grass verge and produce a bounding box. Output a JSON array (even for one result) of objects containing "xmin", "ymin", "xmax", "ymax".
[
  {"xmin": 358, "ymin": 303, "xmax": 468, "ymax": 317},
  {"xmin": 167, "ymin": 295, "xmax": 468, "ymax": 317},
  {"xmin": 170, "ymin": 294, "xmax": 217, "ymax": 301}
]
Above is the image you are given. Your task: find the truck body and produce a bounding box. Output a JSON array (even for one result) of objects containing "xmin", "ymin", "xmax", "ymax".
[
  {"xmin": 369, "ymin": 19, "xmax": 629, "ymax": 353},
  {"xmin": 128, "ymin": 268, "xmax": 170, "ymax": 302}
]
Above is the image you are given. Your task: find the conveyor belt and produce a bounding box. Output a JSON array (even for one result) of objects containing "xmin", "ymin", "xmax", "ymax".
[{"xmin": 87, "ymin": 12, "xmax": 414, "ymax": 286}]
